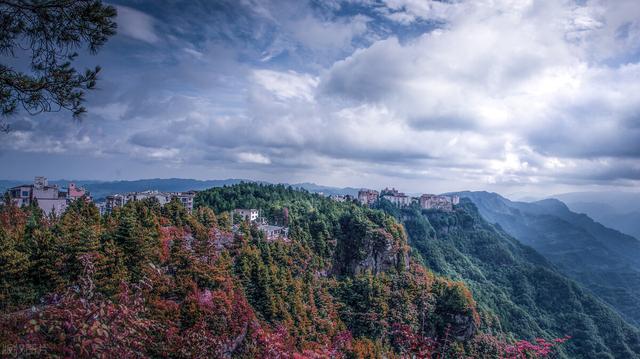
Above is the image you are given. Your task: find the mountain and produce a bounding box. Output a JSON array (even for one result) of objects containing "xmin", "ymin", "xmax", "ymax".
[
  {"xmin": 375, "ymin": 198, "xmax": 640, "ymax": 358},
  {"xmin": 453, "ymin": 191, "xmax": 640, "ymax": 328},
  {"xmin": 2, "ymin": 182, "xmax": 569, "ymax": 358},
  {"xmin": 552, "ymin": 191, "xmax": 640, "ymax": 239},
  {"xmin": 0, "ymin": 178, "xmax": 358, "ymax": 201},
  {"xmin": 289, "ymin": 182, "xmax": 359, "ymax": 196}
]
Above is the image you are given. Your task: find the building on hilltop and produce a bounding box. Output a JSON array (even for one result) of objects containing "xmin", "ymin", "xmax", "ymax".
[
  {"xmin": 103, "ymin": 190, "xmax": 197, "ymax": 214},
  {"xmin": 357, "ymin": 189, "xmax": 379, "ymax": 206},
  {"xmin": 233, "ymin": 208, "xmax": 259, "ymax": 222},
  {"xmin": 176, "ymin": 191, "xmax": 197, "ymax": 211},
  {"xmin": 381, "ymin": 187, "xmax": 412, "ymax": 207},
  {"xmin": 67, "ymin": 182, "xmax": 88, "ymax": 200},
  {"xmin": 6, "ymin": 177, "xmax": 90, "ymax": 215}
]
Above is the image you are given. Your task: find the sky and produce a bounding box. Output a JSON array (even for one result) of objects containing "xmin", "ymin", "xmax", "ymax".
[{"xmin": 2, "ymin": 0, "xmax": 640, "ymax": 196}]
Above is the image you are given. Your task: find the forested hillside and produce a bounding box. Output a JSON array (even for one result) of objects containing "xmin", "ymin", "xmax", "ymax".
[
  {"xmin": 455, "ymin": 191, "xmax": 640, "ymax": 327},
  {"xmin": 0, "ymin": 184, "xmax": 569, "ymax": 357},
  {"xmin": 375, "ymin": 198, "xmax": 640, "ymax": 358}
]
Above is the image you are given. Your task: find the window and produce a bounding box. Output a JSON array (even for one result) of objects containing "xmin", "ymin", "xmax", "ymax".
[{"xmin": 22, "ymin": 191, "xmax": 29, "ymax": 197}]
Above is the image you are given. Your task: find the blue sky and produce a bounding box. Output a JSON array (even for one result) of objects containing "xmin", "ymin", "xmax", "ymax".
[{"xmin": 2, "ymin": 0, "xmax": 640, "ymax": 196}]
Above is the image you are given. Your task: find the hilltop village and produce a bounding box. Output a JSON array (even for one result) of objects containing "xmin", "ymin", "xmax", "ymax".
[
  {"xmin": 331, "ymin": 187, "xmax": 460, "ymax": 212},
  {"xmin": 5, "ymin": 177, "xmax": 197, "ymax": 215},
  {"xmin": 4, "ymin": 177, "xmax": 289, "ymax": 242},
  {"xmin": 5, "ymin": 178, "xmax": 457, "ymax": 243}
]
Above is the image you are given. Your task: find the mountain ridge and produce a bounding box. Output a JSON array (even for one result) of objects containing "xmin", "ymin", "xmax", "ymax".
[{"xmin": 453, "ymin": 190, "xmax": 640, "ymax": 327}]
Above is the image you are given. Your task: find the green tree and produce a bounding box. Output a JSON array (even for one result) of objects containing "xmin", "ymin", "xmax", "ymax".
[
  {"xmin": 111, "ymin": 206, "xmax": 158, "ymax": 281},
  {"xmin": 0, "ymin": 226, "xmax": 32, "ymax": 310},
  {"xmin": 22, "ymin": 205, "xmax": 63, "ymax": 296},
  {"xmin": 0, "ymin": 0, "xmax": 117, "ymax": 128},
  {"xmin": 95, "ymin": 239, "xmax": 129, "ymax": 296},
  {"xmin": 55, "ymin": 199, "xmax": 102, "ymax": 285}
]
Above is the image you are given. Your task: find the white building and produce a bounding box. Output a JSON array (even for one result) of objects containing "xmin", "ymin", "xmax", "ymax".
[
  {"xmin": 103, "ymin": 190, "xmax": 197, "ymax": 213},
  {"xmin": 7, "ymin": 177, "xmax": 70, "ymax": 215},
  {"xmin": 258, "ymin": 224, "xmax": 289, "ymax": 241},
  {"xmin": 234, "ymin": 208, "xmax": 259, "ymax": 222},
  {"xmin": 380, "ymin": 188, "xmax": 412, "ymax": 207}
]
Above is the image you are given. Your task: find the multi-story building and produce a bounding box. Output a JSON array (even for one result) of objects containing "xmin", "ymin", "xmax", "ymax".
[
  {"xmin": 357, "ymin": 189, "xmax": 379, "ymax": 206},
  {"xmin": 104, "ymin": 194, "xmax": 127, "ymax": 213},
  {"xmin": 381, "ymin": 187, "xmax": 412, "ymax": 207},
  {"xmin": 233, "ymin": 208, "xmax": 259, "ymax": 222},
  {"xmin": 103, "ymin": 190, "xmax": 197, "ymax": 213},
  {"xmin": 175, "ymin": 191, "xmax": 197, "ymax": 212},
  {"xmin": 6, "ymin": 177, "xmax": 71, "ymax": 215}
]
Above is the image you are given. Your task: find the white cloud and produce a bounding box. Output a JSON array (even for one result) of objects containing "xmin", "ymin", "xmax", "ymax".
[
  {"xmin": 314, "ymin": 0, "xmax": 640, "ymax": 189},
  {"xmin": 253, "ymin": 70, "xmax": 318, "ymax": 102},
  {"xmin": 115, "ymin": 5, "xmax": 160, "ymax": 43},
  {"xmin": 237, "ymin": 152, "xmax": 271, "ymax": 164}
]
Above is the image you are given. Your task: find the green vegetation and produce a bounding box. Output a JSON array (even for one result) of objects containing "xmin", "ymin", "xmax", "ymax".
[
  {"xmin": 455, "ymin": 191, "xmax": 640, "ymax": 328},
  {"xmin": 375, "ymin": 198, "xmax": 640, "ymax": 358},
  {"xmin": 0, "ymin": 0, "xmax": 117, "ymax": 122},
  {"xmin": 0, "ymin": 184, "xmax": 570, "ymax": 357}
]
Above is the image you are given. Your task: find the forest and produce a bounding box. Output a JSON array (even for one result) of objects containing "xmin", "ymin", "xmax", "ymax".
[{"xmin": 0, "ymin": 183, "xmax": 569, "ymax": 357}]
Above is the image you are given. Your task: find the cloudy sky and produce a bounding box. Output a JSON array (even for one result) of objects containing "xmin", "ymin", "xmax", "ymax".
[{"xmin": 2, "ymin": 0, "xmax": 640, "ymax": 196}]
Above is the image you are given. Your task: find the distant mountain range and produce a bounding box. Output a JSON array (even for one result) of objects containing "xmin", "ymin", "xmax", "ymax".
[
  {"xmin": 0, "ymin": 178, "xmax": 359, "ymax": 201},
  {"xmin": 377, "ymin": 198, "xmax": 640, "ymax": 358},
  {"xmin": 454, "ymin": 191, "xmax": 640, "ymax": 327},
  {"xmin": 551, "ymin": 191, "xmax": 640, "ymax": 240}
]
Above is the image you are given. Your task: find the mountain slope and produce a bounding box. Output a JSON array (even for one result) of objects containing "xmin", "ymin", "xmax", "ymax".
[
  {"xmin": 553, "ymin": 191, "xmax": 640, "ymax": 239},
  {"xmin": 4, "ymin": 183, "xmax": 536, "ymax": 358},
  {"xmin": 454, "ymin": 191, "xmax": 640, "ymax": 328},
  {"xmin": 375, "ymin": 199, "xmax": 640, "ymax": 358}
]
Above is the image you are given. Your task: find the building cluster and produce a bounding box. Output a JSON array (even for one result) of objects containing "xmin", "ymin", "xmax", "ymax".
[
  {"xmin": 233, "ymin": 208, "xmax": 289, "ymax": 241},
  {"xmin": 102, "ymin": 190, "xmax": 197, "ymax": 214},
  {"xmin": 6, "ymin": 177, "xmax": 89, "ymax": 215},
  {"xmin": 356, "ymin": 187, "xmax": 460, "ymax": 211}
]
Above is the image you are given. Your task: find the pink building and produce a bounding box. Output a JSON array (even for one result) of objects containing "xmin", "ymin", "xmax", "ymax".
[{"xmin": 67, "ymin": 182, "xmax": 87, "ymax": 199}]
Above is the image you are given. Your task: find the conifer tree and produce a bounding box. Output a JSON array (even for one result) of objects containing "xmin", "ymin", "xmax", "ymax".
[
  {"xmin": 95, "ymin": 239, "xmax": 129, "ymax": 296},
  {"xmin": 22, "ymin": 206, "xmax": 63, "ymax": 296},
  {"xmin": 112, "ymin": 207, "xmax": 148, "ymax": 281},
  {"xmin": 0, "ymin": 227, "xmax": 32, "ymax": 310},
  {"xmin": 56, "ymin": 199, "xmax": 101, "ymax": 284}
]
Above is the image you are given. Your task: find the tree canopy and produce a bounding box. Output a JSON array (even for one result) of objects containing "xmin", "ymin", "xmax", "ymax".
[{"xmin": 0, "ymin": 0, "xmax": 117, "ymax": 130}]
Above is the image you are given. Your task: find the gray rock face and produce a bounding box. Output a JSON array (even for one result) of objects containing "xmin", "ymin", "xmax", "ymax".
[
  {"xmin": 335, "ymin": 223, "xmax": 409, "ymax": 276},
  {"xmin": 450, "ymin": 314, "xmax": 477, "ymax": 341}
]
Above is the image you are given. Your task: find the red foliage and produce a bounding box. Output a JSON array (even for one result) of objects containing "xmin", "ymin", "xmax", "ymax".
[
  {"xmin": 158, "ymin": 226, "xmax": 184, "ymax": 262},
  {"xmin": 391, "ymin": 323, "xmax": 437, "ymax": 358},
  {"xmin": 503, "ymin": 336, "xmax": 571, "ymax": 359},
  {"xmin": 12, "ymin": 255, "xmax": 155, "ymax": 358}
]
